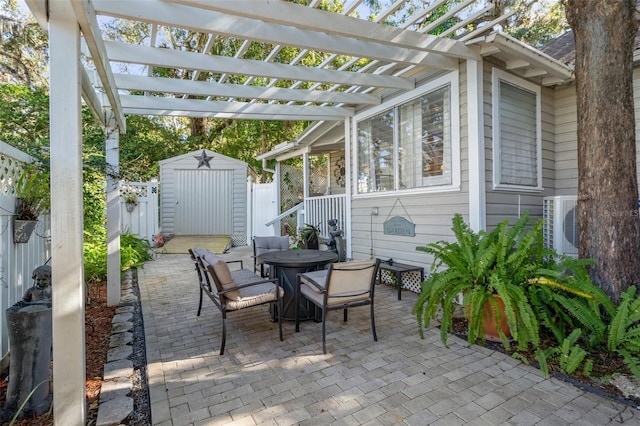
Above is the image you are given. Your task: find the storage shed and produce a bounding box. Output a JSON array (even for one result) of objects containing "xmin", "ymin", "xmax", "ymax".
[{"xmin": 159, "ymin": 149, "xmax": 249, "ymax": 246}]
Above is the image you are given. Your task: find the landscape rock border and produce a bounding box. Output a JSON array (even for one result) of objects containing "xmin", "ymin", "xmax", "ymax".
[{"xmin": 96, "ymin": 270, "xmax": 150, "ymax": 426}]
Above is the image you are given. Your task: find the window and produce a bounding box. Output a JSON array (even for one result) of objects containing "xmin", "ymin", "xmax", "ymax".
[
  {"xmin": 356, "ymin": 73, "xmax": 458, "ymax": 195},
  {"xmin": 357, "ymin": 109, "xmax": 395, "ymax": 193},
  {"xmin": 492, "ymin": 69, "xmax": 542, "ymax": 191}
]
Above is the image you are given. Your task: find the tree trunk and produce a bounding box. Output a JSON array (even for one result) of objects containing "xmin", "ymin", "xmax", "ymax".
[
  {"xmin": 565, "ymin": 0, "xmax": 640, "ymax": 302},
  {"xmin": 190, "ymin": 117, "xmax": 207, "ymax": 143}
]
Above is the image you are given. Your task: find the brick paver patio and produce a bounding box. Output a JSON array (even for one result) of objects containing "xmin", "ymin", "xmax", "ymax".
[{"xmin": 139, "ymin": 247, "xmax": 638, "ymax": 425}]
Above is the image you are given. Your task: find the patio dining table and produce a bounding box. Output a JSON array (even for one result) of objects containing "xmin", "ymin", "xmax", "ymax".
[{"xmin": 258, "ymin": 249, "xmax": 337, "ymax": 321}]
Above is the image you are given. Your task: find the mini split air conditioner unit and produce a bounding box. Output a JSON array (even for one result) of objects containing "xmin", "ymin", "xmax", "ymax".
[{"xmin": 543, "ymin": 195, "xmax": 579, "ymax": 257}]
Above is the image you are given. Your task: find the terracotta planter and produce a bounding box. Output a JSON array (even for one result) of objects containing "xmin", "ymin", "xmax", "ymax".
[
  {"xmin": 466, "ymin": 293, "xmax": 511, "ymax": 342},
  {"xmin": 481, "ymin": 294, "xmax": 511, "ymax": 342}
]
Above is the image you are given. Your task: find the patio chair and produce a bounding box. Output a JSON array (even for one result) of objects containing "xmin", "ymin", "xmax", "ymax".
[
  {"xmin": 252, "ymin": 236, "xmax": 289, "ymax": 277},
  {"xmin": 295, "ymin": 258, "xmax": 381, "ymax": 354},
  {"xmin": 192, "ymin": 248, "xmax": 284, "ymax": 355}
]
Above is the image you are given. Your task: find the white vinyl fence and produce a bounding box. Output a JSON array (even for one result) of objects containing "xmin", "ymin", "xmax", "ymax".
[
  {"xmin": 0, "ymin": 142, "xmax": 51, "ymax": 368},
  {"xmin": 119, "ymin": 180, "xmax": 159, "ymax": 244}
]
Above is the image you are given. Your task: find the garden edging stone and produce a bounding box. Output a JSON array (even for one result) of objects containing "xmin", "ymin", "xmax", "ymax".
[{"xmin": 96, "ymin": 271, "xmax": 136, "ymax": 426}]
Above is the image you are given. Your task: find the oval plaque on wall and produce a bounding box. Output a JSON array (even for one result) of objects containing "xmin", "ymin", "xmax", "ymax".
[{"xmin": 383, "ymin": 216, "xmax": 415, "ymax": 237}]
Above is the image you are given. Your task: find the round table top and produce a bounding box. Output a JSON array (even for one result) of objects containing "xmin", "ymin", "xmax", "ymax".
[{"xmin": 258, "ymin": 249, "xmax": 338, "ymax": 268}]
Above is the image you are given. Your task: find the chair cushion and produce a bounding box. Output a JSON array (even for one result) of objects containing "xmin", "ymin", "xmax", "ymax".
[
  {"xmin": 300, "ymin": 283, "xmax": 369, "ymax": 306},
  {"xmin": 195, "ymin": 248, "xmax": 241, "ymax": 300},
  {"xmin": 254, "ymin": 236, "xmax": 289, "ymax": 256},
  {"xmin": 298, "ymin": 270, "xmax": 328, "ymax": 293},
  {"xmin": 227, "ymin": 284, "xmax": 284, "ymax": 310}
]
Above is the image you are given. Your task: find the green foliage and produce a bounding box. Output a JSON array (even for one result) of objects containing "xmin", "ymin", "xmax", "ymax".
[
  {"xmin": 84, "ymin": 232, "xmax": 152, "ymax": 283},
  {"xmin": 0, "ymin": 84, "xmax": 49, "ymax": 155},
  {"xmin": 14, "ymin": 163, "xmax": 50, "ymax": 220},
  {"xmin": 413, "ymin": 213, "xmax": 610, "ymax": 375},
  {"xmin": 414, "ymin": 214, "xmax": 546, "ymax": 350},
  {"xmin": 525, "ymin": 258, "xmax": 612, "ymax": 350},
  {"xmin": 120, "ymin": 232, "xmax": 153, "ymax": 270},
  {"xmin": 414, "ymin": 213, "xmax": 640, "ymax": 381},
  {"xmin": 298, "ymin": 223, "xmax": 320, "ymax": 248},
  {"xmin": 0, "ymin": 1, "xmax": 49, "ymax": 88},
  {"xmin": 606, "ymin": 286, "xmax": 640, "ymax": 377},
  {"xmin": 543, "ymin": 329, "xmax": 593, "ymax": 376},
  {"xmin": 504, "ymin": 0, "xmax": 569, "ymax": 47}
]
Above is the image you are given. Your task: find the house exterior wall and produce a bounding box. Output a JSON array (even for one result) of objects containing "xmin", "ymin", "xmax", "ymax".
[
  {"xmin": 349, "ymin": 63, "xmax": 469, "ymax": 267},
  {"xmin": 550, "ymin": 66, "xmax": 640, "ymax": 196},
  {"xmin": 346, "ymin": 58, "xmax": 563, "ymax": 271},
  {"xmin": 483, "ymin": 59, "xmax": 556, "ymax": 229},
  {"xmin": 159, "ymin": 150, "xmax": 248, "ymax": 245}
]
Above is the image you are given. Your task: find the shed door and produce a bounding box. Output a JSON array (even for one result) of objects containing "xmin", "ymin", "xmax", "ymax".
[{"xmin": 175, "ymin": 169, "xmax": 233, "ymax": 235}]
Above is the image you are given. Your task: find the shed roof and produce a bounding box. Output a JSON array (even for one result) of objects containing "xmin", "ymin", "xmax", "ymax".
[{"xmin": 159, "ymin": 149, "xmax": 247, "ymax": 167}]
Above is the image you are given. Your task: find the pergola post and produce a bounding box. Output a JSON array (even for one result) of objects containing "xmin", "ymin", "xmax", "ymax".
[
  {"xmin": 49, "ymin": 0, "xmax": 86, "ymax": 424},
  {"xmin": 467, "ymin": 59, "xmax": 486, "ymax": 232},
  {"xmin": 105, "ymin": 115, "xmax": 121, "ymax": 306},
  {"xmin": 344, "ymin": 117, "xmax": 352, "ymax": 258}
]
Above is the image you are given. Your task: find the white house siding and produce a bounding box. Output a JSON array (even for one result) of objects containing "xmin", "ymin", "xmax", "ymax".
[
  {"xmin": 483, "ymin": 59, "xmax": 556, "ymax": 229},
  {"xmin": 159, "ymin": 150, "xmax": 248, "ymax": 245},
  {"xmin": 349, "ymin": 62, "xmax": 470, "ymax": 270}
]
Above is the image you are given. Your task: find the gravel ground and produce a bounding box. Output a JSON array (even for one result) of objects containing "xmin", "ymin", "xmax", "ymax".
[{"xmin": 127, "ymin": 270, "xmax": 152, "ymax": 425}]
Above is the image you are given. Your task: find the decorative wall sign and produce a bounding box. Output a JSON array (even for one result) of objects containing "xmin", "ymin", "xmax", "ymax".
[
  {"xmin": 194, "ymin": 150, "xmax": 213, "ymax": 169},
  {"xmin": 383, "ymin": 198, "xmax": 416, "ymax": 237},
  {"xmin": 383, "ymin": 216, "xmax": 416, "ymax": 237}
]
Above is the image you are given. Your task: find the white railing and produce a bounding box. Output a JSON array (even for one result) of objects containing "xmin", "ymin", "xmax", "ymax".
[
  {"xmin": 303, "ymin": 194, "xmax": 347, "ymax": 239},
  {"xmin": 266, "ymin": 202, "xmax": 304, "ymax": 235},
  {"xmin": 0, "ymin": 143, "xmax": 51, "ymax": 368}
]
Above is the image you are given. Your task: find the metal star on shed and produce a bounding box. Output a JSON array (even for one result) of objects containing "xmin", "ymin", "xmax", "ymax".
[{"xmin": 194, "ymin": 150, "xmax": 213, "ymax": 169}]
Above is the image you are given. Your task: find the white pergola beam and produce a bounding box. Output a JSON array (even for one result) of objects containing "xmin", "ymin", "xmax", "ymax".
[
  {"xmin": 114, "ymin": 74, "xmax": 380, "ymax": 106},
  {"xmin": 123, "ymin": 108, "xmax": 345, "ymax": 121},
  {"xmin": 94, "ymin": 0, "xmax": 458, "ymax": 69},
  {"xmin": 120, "ymin": 95, "xmax": 353, "ymax": 118},
  {"xmin": 105, "ymin": 41, "xmax": 414, "ymax": 90},
  {"xmin": 71, "ymin": 0, "xmax": 126, "ymax": 132},
  {"xmin": 168, "ymin": 0, "xmax": 479, "ymax": 61}
]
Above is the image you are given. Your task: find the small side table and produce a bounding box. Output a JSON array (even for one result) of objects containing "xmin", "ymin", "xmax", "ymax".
[{"xmin": 377, "ymin": 260, "xmax": 424, "ymax": 300}]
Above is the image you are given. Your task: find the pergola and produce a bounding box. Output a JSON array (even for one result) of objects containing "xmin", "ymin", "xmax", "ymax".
[{"xmin": 22, "ymin": 1, "xmax": 572, "ymax": 424}]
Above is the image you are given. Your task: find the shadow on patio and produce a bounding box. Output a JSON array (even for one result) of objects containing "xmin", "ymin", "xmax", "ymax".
[{"xmin": 139, "ymin": 246, "xmax": 637, "ymax": 426}]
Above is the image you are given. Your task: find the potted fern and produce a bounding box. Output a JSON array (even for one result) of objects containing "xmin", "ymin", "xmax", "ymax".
[
  {"xmin": 13, "ymin": 164, "xmax": 50, "ymax": 244},
  {"xmin": 414, "ymin": 214, "xmax": 565, "ymax": 351},
  {"xmin": 298, "ymin": 223, "xmax": 320, "ymax": 250}
]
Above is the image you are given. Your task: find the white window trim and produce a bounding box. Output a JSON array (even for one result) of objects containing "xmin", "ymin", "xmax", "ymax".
[
  {"xmin": 491, "ymin": 68, "xmax": 542, "ymax": 192},
  {"xmin": 352, "ymin": 71, "xmax": 460, "ymax": 198}
]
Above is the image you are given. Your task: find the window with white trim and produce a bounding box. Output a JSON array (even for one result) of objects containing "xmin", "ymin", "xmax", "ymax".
[
  {"xmin": 492, "ymin": 68, "xmax": 542, "ymax": 190},
  {"xmin": 356, "ymin": 76, "xmax": 457, "ymax": 195}
]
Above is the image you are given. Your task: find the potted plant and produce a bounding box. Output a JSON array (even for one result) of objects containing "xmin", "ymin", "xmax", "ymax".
[
  {"xmin": 13, "ymin": 164, "xmax": 50, "ymax": 243},
  {"xmin": 298, "ymin": 223, "xmax": 320, "ymax": 250},
  {"xmin": 413, "ymin": 213, "xmax": 575, "ymax": 351},
  {"xmin": 122, "ymin": 192, "xmax": 138, "ymax": 212}
]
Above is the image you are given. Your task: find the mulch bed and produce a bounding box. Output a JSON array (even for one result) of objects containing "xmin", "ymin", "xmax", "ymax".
[{"xmin": 0, "ymin": 282, "xmax": 116, "ymax": 425}]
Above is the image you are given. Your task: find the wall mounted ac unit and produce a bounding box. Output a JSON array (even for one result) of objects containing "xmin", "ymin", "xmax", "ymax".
[{"xmin": 543, "ymin": 195, "xmax": 578, "ymax": 257}]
